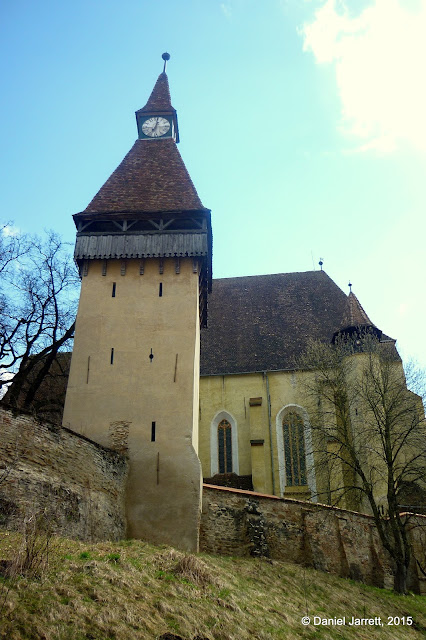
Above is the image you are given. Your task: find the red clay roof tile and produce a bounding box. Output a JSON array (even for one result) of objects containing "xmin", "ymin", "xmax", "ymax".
[
  {"xmin": 200, "ymin": 271, "xmax": 348, "ymax": 375},
  {"xmin": 136, "ymin": 72, "xmax": 174, "ymax": 114},
  {"xmin": 342, "ymin": 291, "xmax": 375, "ymax": 328},
  {"xmin": 83, "ymin": 138, "xmax": 206, "ymax": 215}
]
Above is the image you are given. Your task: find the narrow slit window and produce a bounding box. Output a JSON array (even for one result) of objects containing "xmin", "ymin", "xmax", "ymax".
[
  {"xmin": 110, "ymin": 348, "xmax": 114, "ymax": 365},
  {"xmin": 159, "ymin": 282, "xmax": 163, "ymax": 297},
  {"xmin": 151, "ymin": 421, "xmax": 156, "ymax": 442},
  {"xmin": 112, "ymin": 282, "xmax": 116, "ymax": 297}
]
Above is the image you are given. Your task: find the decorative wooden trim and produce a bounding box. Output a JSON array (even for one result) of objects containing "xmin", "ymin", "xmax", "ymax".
[
  {"xmin": 159, "ymin": 258, "xmax": 164, "ymax": 274},
  {"xmin": 139, "ymin": 258, "xmax": 145, "ymax": 275},
  {"xmin": 102, "ymin": 260, "xmax": 107, "ymax": 276},
  {"xmin": 120, "ymin": 260, "xmax": 126, "ymax": 276},
  {"xmin": 82, "ymin": 260, "xmax": 89, "ymax": 277},
  {"xmin": 175, "ymin": 257, "xmax": 180, "ymax": 274},
  {"xmin": 192, "ymin": 258, "xmax": 198, "ymax": 273}
]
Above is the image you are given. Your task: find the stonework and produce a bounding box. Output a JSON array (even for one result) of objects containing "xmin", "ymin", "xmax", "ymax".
[
  {"xmin": 1, "ymin": 405, "xmax": 425, "ymax": 593},
  {"xmin": 200, "ymin": 485, "xmax": 426, "ymax": 594},
  {"xmin": 0, "ymin": 407, "xmax": 128, "ymax": 541}
]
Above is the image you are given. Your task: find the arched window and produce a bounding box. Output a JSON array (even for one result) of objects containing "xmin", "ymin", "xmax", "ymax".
[
  {"xmin": 283, "ymin": 411, "xmax": 307, "ymax": 486},
  {"xmin": 218, "ymin": 419, "xmax": 233, "ymax": 473},
  {"xmin": 210, "ymin": 411, "xmax": 239, "ymax": 476}
]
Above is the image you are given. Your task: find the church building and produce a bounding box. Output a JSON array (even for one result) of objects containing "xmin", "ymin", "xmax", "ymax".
[{"xmin": 62, "ymin": 55, "xmax": 410, "ymax": 551}]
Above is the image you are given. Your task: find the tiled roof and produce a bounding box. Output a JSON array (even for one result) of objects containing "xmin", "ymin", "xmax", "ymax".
[
  {"xmin": 342, "ymin": 291, "xmax": 375, "ymax": 328},
  {"xmin": 81, "ymin": 139, "xmax": 207, "ymax": 215},
  {"xmin": 200, "ymin": 271, "xmax": 348, "ymax": 375},
  {"xmin": 136, "ymin": 72, "xmax": 174, "ymax": 113}
]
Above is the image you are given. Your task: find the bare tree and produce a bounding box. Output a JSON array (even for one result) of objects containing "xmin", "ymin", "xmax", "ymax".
[
  {"xmin": 0, "ymin": 226, "xmax": 78, "ymax": 415},
  {"xmin": 301, "ymin": 335, "xmax": 426, "ymax": 594}
]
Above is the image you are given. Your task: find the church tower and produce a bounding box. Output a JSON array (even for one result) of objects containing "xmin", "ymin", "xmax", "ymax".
[{"xmin": 63, "ymin": 54, "xmax": 212, "ymax": 551}]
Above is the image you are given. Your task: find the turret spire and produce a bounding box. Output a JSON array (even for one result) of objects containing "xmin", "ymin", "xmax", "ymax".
[
  {"xmin": 332, "ymin": 289, "xmax": 382, "ymax": 344},
  {"xmin": 135, "ymin": 54, "xmax": 179, "ymax": 142}
]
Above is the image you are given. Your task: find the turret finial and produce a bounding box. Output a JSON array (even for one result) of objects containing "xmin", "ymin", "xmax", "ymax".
[
  {"xmin": 319, "ymin": 258, "xmax": 323, "ymax": 271},
  {"xmin": 162, "ymin": 52, "xmax": 170, "ymax": 73},
  {"xmin": 348, "ymin": 281, "xmax": 352, "ymax": 293}
]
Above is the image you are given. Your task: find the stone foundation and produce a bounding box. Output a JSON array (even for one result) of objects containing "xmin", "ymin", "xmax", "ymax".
[
  {"xmin": 1, "ymin": 407, "xmax": 425, "ymax": 593},
  {"xmin": 200, "ymin": 484, "xmax": 426, "ymax": 594},
  {"xmin": 0, "ymin": 407, "xmax": 128, "ymax": 541}
]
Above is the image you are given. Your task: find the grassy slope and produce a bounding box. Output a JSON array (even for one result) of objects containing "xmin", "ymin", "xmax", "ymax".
[{"xmin": 0, "ymin": 532, "xmax": 425, "ymax": 640}]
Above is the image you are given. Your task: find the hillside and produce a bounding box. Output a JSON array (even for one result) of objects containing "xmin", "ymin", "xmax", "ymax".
[{"xmin": 0, "ymin": 532, "xmax": 425, "ymax": 639}]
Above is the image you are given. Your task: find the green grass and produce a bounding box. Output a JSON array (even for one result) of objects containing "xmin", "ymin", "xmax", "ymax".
[{"xmin": 0, "ymin": 530, "xmax": 425, "ymax": 639}]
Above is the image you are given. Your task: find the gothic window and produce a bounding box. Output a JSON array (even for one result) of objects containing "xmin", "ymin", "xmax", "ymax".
[
  {"xmin": 283, "ymin": 412, "xmax": 307, "ymax": 486},
  {"xmin": 218, "ymin": 419, "xmax": 233, "ymax": 474}
]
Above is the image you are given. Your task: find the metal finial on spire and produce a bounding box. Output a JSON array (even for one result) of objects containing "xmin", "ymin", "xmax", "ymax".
[
  {"xmin": 162, "ymin": 52, "xmax": 170, "ymax": 73},
  {"xmin": 319, "ymin": 258, "xmax": 323, "ymax": 271},
  {"xmin": 348, "ymin": 281, "xmax": 352, "ymax": 293}
]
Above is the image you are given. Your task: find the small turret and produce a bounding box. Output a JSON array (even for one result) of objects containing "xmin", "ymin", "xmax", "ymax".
[{"xmin": 332, "ymin": 287, "xmax": 382, "ymax": 345}]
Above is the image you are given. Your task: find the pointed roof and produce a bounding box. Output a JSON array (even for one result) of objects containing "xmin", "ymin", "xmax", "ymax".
[
  {"xmin": 200, "ymin": 271, "xmax": 348, "ymax": 375},
  {"xmin": 332, "ymin": 290, "xmax": 384, "ymax": 344},
  {"xmin": 78, "ymin": 138, "xmax": 207, "ymax": 217},
  {"xmin": 342, "ymin": 291, "xmax": 376, "ymax": 328},
  {"xmin": 136, "ymin": 72, "xmax": 175, "ymax": 114},
  {"xmin": 74, "ymin": 64, "xmax": 206, "ymax": 219}
]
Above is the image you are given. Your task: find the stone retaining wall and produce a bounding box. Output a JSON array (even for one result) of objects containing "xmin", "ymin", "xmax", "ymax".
[
  {"xmin": 1, "ymin": 407, "xmax": 425, "ymax": 592},
  {"xmin": 0, "ymin": 407, "xmax": 128, "ymax": 541},
  {"xmin": 200, "ymin": 484, "xmax": 426, "ymax": 594}
]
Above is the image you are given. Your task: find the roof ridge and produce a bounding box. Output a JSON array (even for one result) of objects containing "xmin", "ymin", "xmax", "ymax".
[{"xmin": 211, "ymin": 270, "xmax": 330, "ymax": 282}]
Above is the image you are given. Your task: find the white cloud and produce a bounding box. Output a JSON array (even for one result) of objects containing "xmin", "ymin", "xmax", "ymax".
[
  {"xmin": 301, "ymin": 0, "xmax": 426, "ymax": 152},
  {"xmin": 1, "ymin": 224, "xmax": 20, "ymax": 237},
  {"xmin": 220, "ymin": 2, "xmax": 232, "ymax": 19},
  {"xmin": 343, "ymin": 134, "xmax": 396, "ymax": 155}
]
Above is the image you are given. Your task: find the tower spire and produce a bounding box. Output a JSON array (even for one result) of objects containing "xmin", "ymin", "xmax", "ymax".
[{"xmin": 135, "ymin": 56, "xmax": 179, "ymax": 142}]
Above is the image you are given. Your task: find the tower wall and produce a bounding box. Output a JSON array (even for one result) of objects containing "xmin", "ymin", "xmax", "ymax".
[{"xmin": 63, "ymin": 257, "xmax": 202, "ymax": 551}]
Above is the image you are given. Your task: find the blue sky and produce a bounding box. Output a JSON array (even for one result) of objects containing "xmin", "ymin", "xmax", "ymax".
[{"xmin": 1, "ymin": 0, "xmax": 425, "ymax": 369}]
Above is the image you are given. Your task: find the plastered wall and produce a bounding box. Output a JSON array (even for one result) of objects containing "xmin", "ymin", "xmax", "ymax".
[
  {"xmin": 63, "ymin": 257, "xmax": 202, "ymax": 551},
  {"xmin": 199, "ymin": 370, "xmax": 329, "ymax": 502}
]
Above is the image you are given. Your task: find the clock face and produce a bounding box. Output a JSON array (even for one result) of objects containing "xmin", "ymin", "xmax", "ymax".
[{"xmin": 141, "ymin": 116, "xmax": 171, "ymax": 138}]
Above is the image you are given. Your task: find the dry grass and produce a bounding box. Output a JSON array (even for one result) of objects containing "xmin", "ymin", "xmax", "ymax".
[
  {"xmin": 0, "ymin": 530, "xmax": 425, "ymax": 639},
  {"xmin": 154, "ymin": 548, "xmax": 222, "ymax": 589}
]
